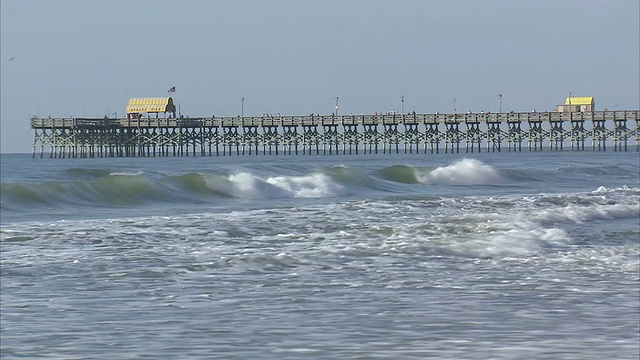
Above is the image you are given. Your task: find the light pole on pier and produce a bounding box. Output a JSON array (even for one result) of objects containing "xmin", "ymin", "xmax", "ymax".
[
  {"xmin": 178, "ymin": 102, "xmax": 181, "ymax": 117},
  {"xmin": 453, "ymin": 98, "xmax": 456, "ymax": 114},
  {"xmin": 241, "ymin": 97, "xmax": 244, "ymax": 119},
  {"xmin": 568, "ymin": 92, "xmax": 572, "ymax": 112},
  {"xmin": 498, "ymin": 94, "xmax": 502, "ymax": 113},
  {"xmin": 401, "ymin": 95, "xmax": 404, "ymax": 115},
  {"xmin": 335, "ymin": 97, "xmax": 339, "ymax": 116}
]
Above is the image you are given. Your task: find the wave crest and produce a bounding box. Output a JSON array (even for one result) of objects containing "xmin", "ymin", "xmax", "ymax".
[{"xmin": 418, "ymin": 159, "xmax": 502, "ymax": 185}]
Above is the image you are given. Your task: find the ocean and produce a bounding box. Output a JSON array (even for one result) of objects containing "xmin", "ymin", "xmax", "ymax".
[{"xmin": 1, "ymin": 151, "xmax": 639, "ymax": 359}]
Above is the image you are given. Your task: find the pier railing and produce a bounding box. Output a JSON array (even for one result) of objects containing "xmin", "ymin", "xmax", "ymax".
[
  {"xmin": 30, "ymin": 111, "xmax": 640, "ymax": 129},
  {"xmin": 30, "ymin": 111, "xmax": 640, "ymax": 158}
]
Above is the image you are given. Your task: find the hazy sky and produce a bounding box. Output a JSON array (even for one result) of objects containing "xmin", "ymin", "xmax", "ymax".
[{"xmin": 1, "ymin": 0, "xmax": 639, "ymax": 153}]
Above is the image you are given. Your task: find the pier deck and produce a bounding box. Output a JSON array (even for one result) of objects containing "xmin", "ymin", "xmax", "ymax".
[{"xmin": 31, "ymin": 110, "xmax": 640, "ymax": 158}]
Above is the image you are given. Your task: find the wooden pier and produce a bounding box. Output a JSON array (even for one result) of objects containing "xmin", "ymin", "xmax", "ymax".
[{"xmin": 30, "ymin": 111, "xmax": 640, "ymax": 158}]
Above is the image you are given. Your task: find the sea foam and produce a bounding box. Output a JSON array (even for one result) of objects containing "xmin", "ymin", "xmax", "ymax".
[
  {"xmin": 417, "ymin": 159, "xmax": 502, "ymax": 185},
  {"xmin": 204, "ymin": 172, "xmax": 344, "ymax": 199}
]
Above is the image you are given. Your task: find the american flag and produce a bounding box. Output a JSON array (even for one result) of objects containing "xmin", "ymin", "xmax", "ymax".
[{"xmin": 168, "ymin": 86, "xmax": 176, "ymax": 93}]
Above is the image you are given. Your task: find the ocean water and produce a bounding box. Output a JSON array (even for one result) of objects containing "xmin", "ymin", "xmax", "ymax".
[{"xmin": 1, "ymin": 151, "xmax": 639, "ymax": 359}]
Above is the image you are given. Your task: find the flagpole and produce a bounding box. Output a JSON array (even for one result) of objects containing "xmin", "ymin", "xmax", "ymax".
[{"xmin": 168, "ymin": 86, "xmax": 177, "ymax": 116}]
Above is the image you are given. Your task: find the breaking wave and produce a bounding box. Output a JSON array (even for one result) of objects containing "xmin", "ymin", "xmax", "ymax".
[
  {"xmin": 1, "ymin": 159, "xmax": 637, "ymax": 213},
  {"xmin": 416, "ymin": 158, "xmax": 502, "ymax": 185}
]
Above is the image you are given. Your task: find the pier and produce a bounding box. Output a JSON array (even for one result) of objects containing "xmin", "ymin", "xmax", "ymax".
[{"xmin": 30, "ymin": 111, "xmax": 640, "ymax": 158}]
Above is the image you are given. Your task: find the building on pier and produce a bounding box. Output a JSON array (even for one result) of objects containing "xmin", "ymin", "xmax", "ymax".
[
  {"xmin": 125, "ymin": 97, "xmax": 176, "ymax": 119},
  {"xmin": 555, "ymin": 96, "xmax": 595, "ymax": 113}
]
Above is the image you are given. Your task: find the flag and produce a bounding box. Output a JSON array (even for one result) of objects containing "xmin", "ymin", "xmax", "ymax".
[{"xmin": 168, "ymin": 86, "xmax": 176, "ymax": 93}]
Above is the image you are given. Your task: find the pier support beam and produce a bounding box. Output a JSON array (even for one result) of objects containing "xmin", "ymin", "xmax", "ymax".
[
  {"xmin": 424, "ymin": 122, "xmax": 440, "ymax": 154},
  {"xmin": 222, "ymin": 127, "xmax": 240, "ymax": 155},
  {"xmin": 612, "ymin": 119, "xmax": 628, "ymax": 152},
  {"xmin": 549, "ymin": 120, "xmax": 565, "ymax": 151},
  {"xmin": 263, "ymin": 126, "xmax": 279, "ymax": 155},
  {"xmin": 323, "ymin": 125, "xmax": 340, "ymax": 155},
  {"xmin": 527, "ymin": 121, "xmax": 545, "ymax": 151},
  {"xmin": 486, "ymin": 121, "xmax": 502, "ymax": 152},
  {"xmin": 382, "ymin": 124, "xmax": 400, "ymax": 154},
  {"xmin": 282, "ymin": 125, "xmax": 299, "ymax": 155},
  {"xmin": 243, "ymin": 126, "xmax": 260, "ymax": 155},
  {"xmin": 444, "ymin": 122, "xmax": 461, "ymax": 154},
  {"xmin": 302, "ymin": 125, "xmax": 320, "ymax": 155},
  {"xmin": 464, "ymin": 121, "xmax": 481, "ymax": 153},
  {"xmin": 343, "ymin": 124, "xmax": 359, "ymax": 155},
  {"xmin": 570, "ymin": 120, "xmax": 586, "ymax": 151},
  {"xmin": 591, "ymin": 120, "xmax": 607, "ymax": 151},
  {"xmin": 403, "ymin": 123, "xmax": 420, "ymax": 154},
  {"xmin": 506, "ymin": 121, "xmax": 523, "ymax": 151},
  {"xmin": 362, "ymin": 124, "xmax": 379, "ymax": 154}
]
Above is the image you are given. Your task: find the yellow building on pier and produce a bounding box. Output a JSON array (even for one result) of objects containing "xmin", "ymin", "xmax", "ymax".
[{"xmin": 555, "ymin": 96, "xmax": 595, "ymax": 112}]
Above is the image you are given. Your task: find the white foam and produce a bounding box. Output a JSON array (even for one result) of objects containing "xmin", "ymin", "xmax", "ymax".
[
  {"xmin": 266, "ymin": 173, "xmax": 344, "ymax": 198},
  {"xmin": 532, "ymin": 203, "xmax": 639, "ymax": 225},
  {"xmin": 203, "ymin": 172, "xmax": 343, "ymax": 199},
  {"xmin": 448, "ymin": 226, "xmax": 571, "ymax": 258},
  {"xmin": 417, "ymin": 159, "xmax": 502, "ymax": 185},
  {"xmin": 549, "ymin": 245, "xmax": 640, "ymax": 273}
]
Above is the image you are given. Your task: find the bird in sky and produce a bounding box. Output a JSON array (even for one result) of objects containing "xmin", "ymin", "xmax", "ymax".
[{"xmin": 8, "ymin": 56, "xmax": 18, "ymax": 61}]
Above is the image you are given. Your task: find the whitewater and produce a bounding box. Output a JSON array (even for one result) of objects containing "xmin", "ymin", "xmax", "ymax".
[{"xmin": 1, "ymin": 151, "xmax": 639, "ymax": 359}]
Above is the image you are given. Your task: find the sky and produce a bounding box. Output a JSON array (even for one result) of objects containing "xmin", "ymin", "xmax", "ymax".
[{"xmin": 1, "ymin": 0, "xmax": 639, "ymax": 153}]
